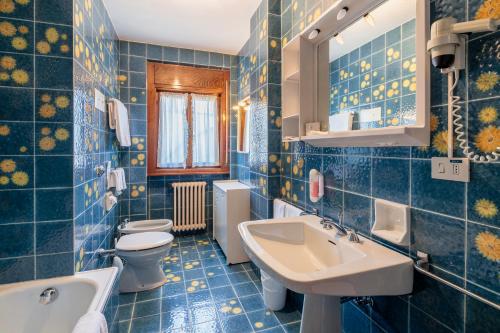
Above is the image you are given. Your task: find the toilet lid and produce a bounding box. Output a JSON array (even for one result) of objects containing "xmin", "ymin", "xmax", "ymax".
[{"xmin": 116, "ymin": 232, "xmax": 174, "ymax": 251}]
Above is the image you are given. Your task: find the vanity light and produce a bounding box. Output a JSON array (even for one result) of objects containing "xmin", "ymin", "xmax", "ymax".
[
  {"xmin": 308, "ymin": 29, "xmax": 321, "ymax": 40},
  {"xmin": 334, "ymin": 33, "xmax": 344, "ymax": 45},
  {"xmin": 336, "ymin": 7, "xmax": 348, "ymax": 20},
  {"xmin": 364, "ymin": 13, "xmax": 375, "ymax": 27}
]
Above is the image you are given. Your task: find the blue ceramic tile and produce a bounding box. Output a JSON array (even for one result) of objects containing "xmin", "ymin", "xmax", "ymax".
[
  {"xmin": 372, "ymin": 158, "xmax": 409, "ymax": 204},
  {"xmin": 130, "ymin": 314, "xmax": 161, "ymax": 333},
  {"xmin": 136, "ymin": 287, "xmax": 161, "ymax": 302},
  {"xmin": 36, "ymin": 220, "xmax": 73, "ymax": 254},
  {"xmin": 247, "ymin": 309, "xmax": 280, "ymax": 331},
  {"xmin": 465, "ymin": 296, "xmax": 500, "ymax": 333},
  {"xmin": 163, "ymin": 47, "xmax": 179, "ymax": 63},
  {"xmin": 0, "ymin": 256, "xmax": 34, "ymax": 283},
  {"xmin": 35, "ymin": 0, "xmax": 72, "ymax": 24},
  {"xmin": 35, "ymin": 155, "xmax": 72, "ymax": 188},
  {"xmin": 35, "ymin": 23, "xmax": 72, "ymax": 57},
  {"xmin": 411, "ymin": 209, "xmax": 465, "ymax": 276},
  {"xmin": 35, "ymin": 56, "xmax": 72, "ymax": 89},
  {"xmin": 0, "ymin": 18, "xmax": 33, "ymax": 54},
  {"xmin": 343, "ymin": 302, "xmax": 371, "ymax": 333},
  {"xmin": 0, "ymin": 223, "xmax": 33, "ymax": 257},
  {"xmin": 0, "ymin": 189, "xmax": 33, "ymax": 224},
  {"xmin": 36, "ymin": 188, "xmax": 72, "ymax": 221},
  {"xmin": 179, "ymin": 48, "xmax": 194, "ymax": 64},
  {"xmin": 466, "ymin": 222, "xmax": 499, "ymax": 294},
  {"xmin": 467, "ymin": 163, "xmax": 499, "ymax": 227},
  {"xmin": 209, "ymin": 52, "xmax": 223, "ymax": 67},
  {"xmin": 240, "ymin": 294, "xmax": 266, "ymax": 312},
  {"xmin": 371, "ymin": 296, "xmax": 408, "ymax": 333},
  {"xmin": 415, "ymin": 270, "xmax": 466, "ymax": 332},
  {"xmin": 343, "ymin": 192, "xmax": 371, "ymax": 235},
  {"xmin": 194, "ymin": 50, "xmax": 209, "ymax": 66},
  {"xmin": 133, "ymin": 299, "xmax": 161, "ymax": 318},
  {"xmin": 129, "ymin": 56, "xmax": 145, "ymax": 72},
  {"xmin": 0, "ymin": 122, "xmax": 33, "ymax": 155},
  {"xmin": 409, "ymin": 304, "xmax": 454, "ymax": 333},
  {"xmin": 0, "ymin": 87, "xmax": 33, "ymax": 121},
  {"xmin": 211, "ymin": 285, "xmax": 237, "ymax": 300},
  {"xmin": 146, "ymin": 44, "xmax": 162, "ymax": 60},
  {"xmin": 35, "ymin": 252, "xmax": 73, "ymax": 279},
  {"xmin": 234, "ymin": 282, "xmax": 259, "ymax": 297},
  {"xmin": 129, "ymin": 42, "xmax": 146, "ymax": 57},
  {"xmin": 0, "ymin": 52, "xmax": 33, "ymax": 87},
  {"xmin": 220, "ymin": 314, "xmax": 253, "ymax": 333},
  {"xmin": 411, "ymin": 159, "xmax": 465, "ymax": 218},
  {"xmin": 344, "ymin": 156, "xmax": 371, "ymax": 195}
]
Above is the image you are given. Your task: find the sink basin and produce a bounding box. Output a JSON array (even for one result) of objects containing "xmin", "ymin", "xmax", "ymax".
[{"xmin": 238, "ymin": 215, "xmax": 413, "ymax": 333}]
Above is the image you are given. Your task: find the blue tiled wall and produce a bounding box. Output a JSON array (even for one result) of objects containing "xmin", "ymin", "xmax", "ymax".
[
  {"xmin": 231, "ymin": 0, "xmax": 282, "ymax": 220},
  {"xmin": 73, "ymin": 0, "xmax": 120, "ymax": 273},
  {"xmin": 278, "ymin": 0, "xmax": 500, "ymax": 331},
  {"xmin": 117, "ymin": 41, "xmax": 235, "ymax": 225},
  {"xmin": 330, "ymin": 19, "xmax": 417, "ymax": 128},
  {"xmin": 0, "ymin": 0, "xmax": 74, "ymax": 283}
]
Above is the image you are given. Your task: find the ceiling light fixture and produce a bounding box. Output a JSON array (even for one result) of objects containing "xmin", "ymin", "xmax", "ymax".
[
  {"xmin": 308, "ymin": 29, "xmax": 321, "ymax": 40},
  {"xmin": 336, "ymin": 7, "xmax": 349, "ymax": 20},
  {"xmin": 334, "ymin": 33, "xmax": 344, "ymax": 45},
  {"xmin": 364, "ymin": 13, "xmax": 375, "ymax": 27}
]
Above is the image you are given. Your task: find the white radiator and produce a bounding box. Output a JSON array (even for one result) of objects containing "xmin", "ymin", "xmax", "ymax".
[{"xmin": 172, "ymin": 181, "xmax": 207, "ymax": 232}]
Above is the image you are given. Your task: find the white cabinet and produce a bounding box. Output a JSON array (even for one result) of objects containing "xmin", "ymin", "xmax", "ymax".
[{"xmin": 213, "ymin": 180, "xmax": 250, "ymax": 264}]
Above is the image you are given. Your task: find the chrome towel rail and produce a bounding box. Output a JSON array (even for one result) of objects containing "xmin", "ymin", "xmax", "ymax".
[{"xmin": 415, "ymin": 251, "xmax": 500, "ymax": 311}]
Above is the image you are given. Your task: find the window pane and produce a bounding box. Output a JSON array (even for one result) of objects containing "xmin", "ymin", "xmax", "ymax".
[
  {"xmin": 192, "ymin": 94, "xmax": 219, "ymax": 167},
  {"xmin": 157, "ymin": 92, "xmax": 188, "ymax": 168}
]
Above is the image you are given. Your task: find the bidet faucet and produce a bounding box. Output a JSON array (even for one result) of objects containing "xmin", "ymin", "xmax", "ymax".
[
  {"xmin": 120, "ymin": 218, "xmax": 129, "ymax": 229},
  {"xmin": 39, "ymin": 287, "xmax": 57, "ymax": 305}
]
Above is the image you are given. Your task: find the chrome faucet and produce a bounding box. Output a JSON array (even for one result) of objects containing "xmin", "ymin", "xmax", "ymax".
[
  {"xmin": 300, "ymin": 208, "xmax": 360, "ymax": 242},
  {"xmin": 39, "ymin": 287, "xmax": 58, "ymax": 305},
  {"xmin": 120, "ymin": 218, "xmax": 129, "ymax": 229},
  {"xmin": 321, "ymin": 216, "xmax": 348, "ymax": 236}
]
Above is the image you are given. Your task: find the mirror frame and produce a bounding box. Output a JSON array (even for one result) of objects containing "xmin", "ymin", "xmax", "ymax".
[{"xmin": 299, "ymin": 0, "xmax": 430, "ymax": 146}]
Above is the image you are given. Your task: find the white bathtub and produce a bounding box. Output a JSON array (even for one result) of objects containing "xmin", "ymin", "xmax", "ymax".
[{"xmin": 0, "ymin": 267, "xmax": 118, "ymax": 333}]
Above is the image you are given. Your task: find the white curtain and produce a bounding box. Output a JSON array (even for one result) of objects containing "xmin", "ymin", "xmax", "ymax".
[
  {"xmin": 192, "ymin": 94, "xmax": 219, "ymax": 167},
  {"xmin": 157, "ymin": 92, "xmax": 188, "ymax": 168}
]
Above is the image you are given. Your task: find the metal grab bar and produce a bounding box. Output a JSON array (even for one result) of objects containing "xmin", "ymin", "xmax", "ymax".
[{"xmin": 415, "ymin": 252, "xmax": 500, "ymax": 311}]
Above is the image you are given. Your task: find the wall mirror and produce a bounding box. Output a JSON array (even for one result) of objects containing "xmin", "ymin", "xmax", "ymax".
[
  {"xmin": 325, "ymin": 0, "xmax": 418, "ymax": 130},
  {"xmin": 236, "ymin": 98, "xmax": 250, "ymax": 153},
  {"xmin": 284, "ymin": 0, "xmax": 430, "ymax": 146}
]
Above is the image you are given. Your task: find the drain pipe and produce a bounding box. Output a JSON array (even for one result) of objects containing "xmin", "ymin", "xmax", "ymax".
[{"xmin": 340, "ymin": 296, "xmax": 374, "ymax": 307}]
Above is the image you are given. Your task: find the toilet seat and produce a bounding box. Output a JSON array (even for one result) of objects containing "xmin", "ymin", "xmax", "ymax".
[{"xmin": 117, "ymin": 232, "xmax": 173, "ymax": 251}]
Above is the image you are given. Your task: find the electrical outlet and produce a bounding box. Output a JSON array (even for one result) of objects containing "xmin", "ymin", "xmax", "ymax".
[{"xmin": 431, "ymin": 157, "xmax": 470, "ymax": 182}]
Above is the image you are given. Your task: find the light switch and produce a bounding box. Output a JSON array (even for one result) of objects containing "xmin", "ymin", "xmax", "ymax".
[{"xmin": 431, "ymin": 157, "xmax": 470, "ymax": 182}]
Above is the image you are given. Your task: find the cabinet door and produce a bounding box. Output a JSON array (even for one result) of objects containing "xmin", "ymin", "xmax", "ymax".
[{"xmin": 213, "ymin": 187, "xmax": 228, "ymax": 254}]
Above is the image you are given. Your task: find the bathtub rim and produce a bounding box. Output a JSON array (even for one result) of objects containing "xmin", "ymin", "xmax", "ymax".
[{"xmin": 0, "ymin": 266, "xmax": 118, "ymax": 313}]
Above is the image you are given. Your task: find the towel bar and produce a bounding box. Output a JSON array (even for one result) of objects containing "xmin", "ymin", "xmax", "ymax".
[{"xmin": 414, "ymin": 251, "xmax": 500, "ymax": 311}]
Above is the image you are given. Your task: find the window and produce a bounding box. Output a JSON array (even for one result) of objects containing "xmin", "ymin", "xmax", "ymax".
[{"xmin": 148, "ymin": 63, "xmax": 229, "ymax": 176}]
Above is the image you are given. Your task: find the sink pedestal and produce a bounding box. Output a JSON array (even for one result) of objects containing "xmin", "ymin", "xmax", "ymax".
[{"xmin": 301, "ymin": 294, "xmax": 341, "ymax": 333}]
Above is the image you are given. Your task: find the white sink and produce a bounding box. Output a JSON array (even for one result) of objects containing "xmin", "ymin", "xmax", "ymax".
[{"xmin": 238, "ymin": 215, "xmax": 413, "ymax": 333}]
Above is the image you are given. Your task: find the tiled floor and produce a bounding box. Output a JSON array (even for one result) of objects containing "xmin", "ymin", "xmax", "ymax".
[{"xmin": 117, "ymin": 233, "xmax": 302, "ymax": 333}]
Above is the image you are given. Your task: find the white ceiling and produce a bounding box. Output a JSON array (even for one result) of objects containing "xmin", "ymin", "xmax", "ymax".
[{"xmin": 103, "ymin": 0, "xmax": 261, "ymax": 55}]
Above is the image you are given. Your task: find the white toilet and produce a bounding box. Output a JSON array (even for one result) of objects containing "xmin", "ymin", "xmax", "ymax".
[
  {"xmin": 116, "ymin": 231, "xmax": 174, "ymax": 293},
  {"xmin": 118, "ymin": 219, "xmax": 173, "ymax": 235}
]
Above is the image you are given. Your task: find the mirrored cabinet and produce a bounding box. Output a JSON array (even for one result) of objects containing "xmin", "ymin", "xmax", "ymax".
[{"xmin": 282, "ymin": 0, "xmax": 430, "ymax": 147}]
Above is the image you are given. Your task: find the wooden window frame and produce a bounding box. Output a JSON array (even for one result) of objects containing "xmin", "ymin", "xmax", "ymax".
[{"xmin": 147, "ymin": 62, "xmax": 229, "ymax": 176}]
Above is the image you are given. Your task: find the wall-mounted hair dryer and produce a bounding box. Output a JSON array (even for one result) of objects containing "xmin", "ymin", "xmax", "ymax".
[
  {"xmin": 427, "ymin": 18, "xmax": 498, "ymax": 70},
  {"xmin": 426, "ymin": 17, "xmax": 499, "ymax": 182}
]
